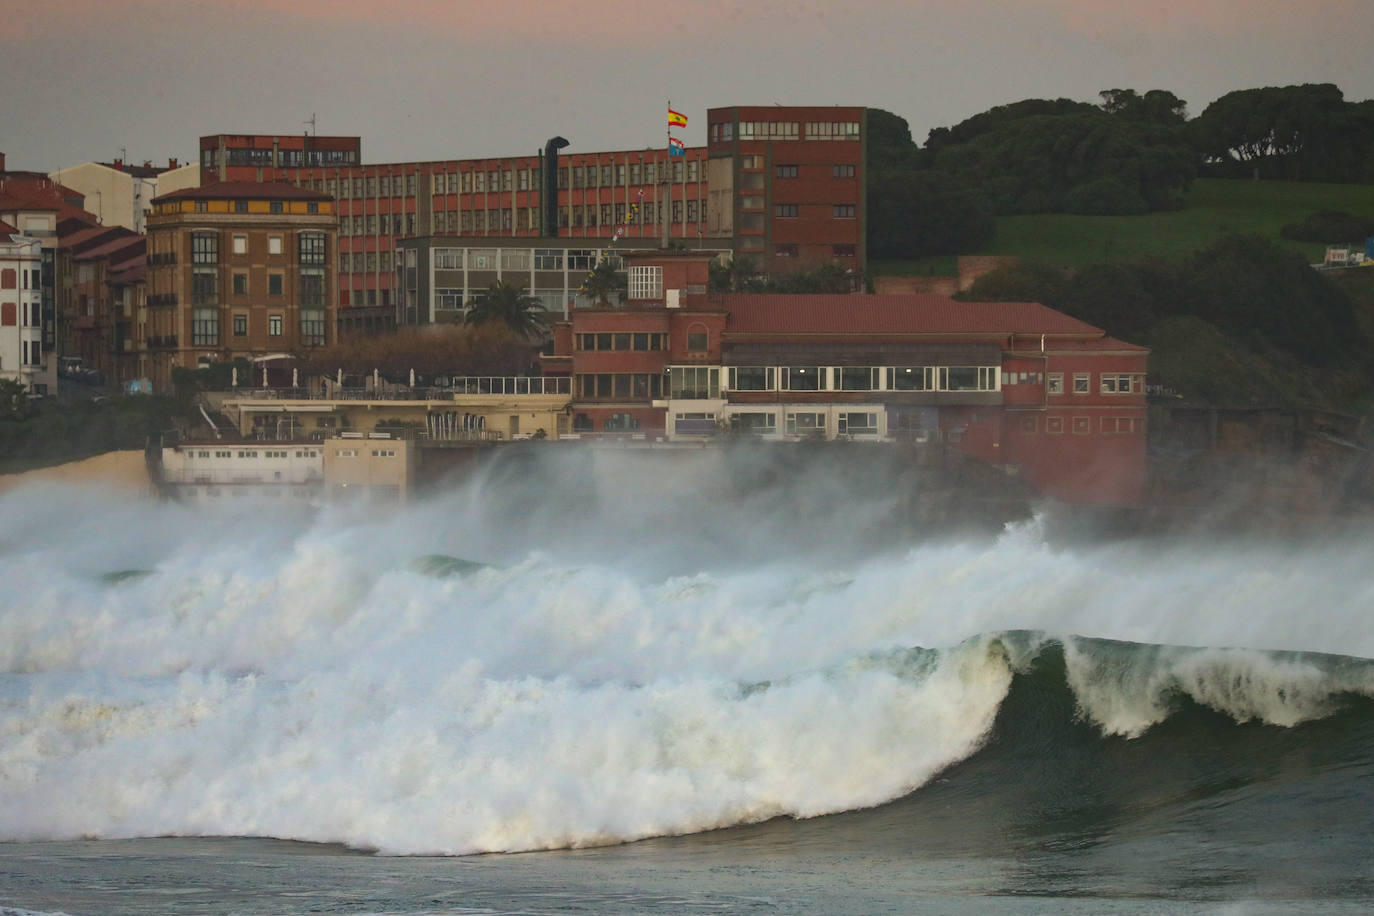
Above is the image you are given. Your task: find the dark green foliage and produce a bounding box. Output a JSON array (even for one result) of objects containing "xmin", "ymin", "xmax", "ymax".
[
  {"xmin": 931, "ymin": 110, "xmax": 1196, "ymax": 215},
  {"xmin": 0, "ymin": 395, "xmax": 183, "ymax": 473},
  {"xmin": 923, "ymin": 98, "xmax": 1096, "ymax": 155},
  {"xmin": 1063, "ymin": 177, "xmax": 1150, "ymax": 215},
  {"xmin": 956, "ymin": 261, "xmax": 1069, "ymax": 309},
  {"xmin": 465, "ymin": 279, "xmax": 550, "ymax": 339},
  {"xmin": 580, "ymin": 259, "xmax": 627, "ymax": 306},
  {"xmin": 1177, "ymin": 234, "xmax": 1360, "ymax": 366},
  {"xmin": 866, "ymin": 108, "xmax": 921, "ymax": 171},
  {"xmin": 1060, "ymin": 260, "xmax": 1176, "ymax": 341},
  {"xmin": 765, "ymin": 263, "xmax": 857, "ymax": 294},
  {"xmin": 709, "ymin": 255, "xmax": 767, "ymax": 293},
  {"xmin": 867, "ymin": 169, "xmax": 995, "ymax": 259},
  {"xmin": 0, "ymin": 379, "xmax": 33, "ymax": 421},
  {"xmin": 1191, "ymin": 83, "xmax": 1374, "ymax": 182},
  {"xmin": 1280, "ymin": 209, "xmax": 1374, "ymax": 243},
  {"xmin": 1098, "ymin": 89, "xmax": 1188, "ymax": 124}
]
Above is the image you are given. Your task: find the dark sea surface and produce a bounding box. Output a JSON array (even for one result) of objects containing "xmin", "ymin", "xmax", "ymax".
[{"xmin": 3, "ymin": 449, "xmax": 1373, "ymax": 914}]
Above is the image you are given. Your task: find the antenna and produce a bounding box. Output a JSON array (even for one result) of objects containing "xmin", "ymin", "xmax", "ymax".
[{"xmin": 304, "ymin": 114, "xmax": 316, "ymax": 137}]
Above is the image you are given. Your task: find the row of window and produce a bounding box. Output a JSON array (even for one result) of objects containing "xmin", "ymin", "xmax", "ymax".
[
  {"xmin": 335, "ymin": 448, "xmax": 397, "ymax": 458},
  {"xmin": 1022, "ymin": 416, "xmax": 1145, "ymax": 435},
  {"xmin": 185, "ymin": 200, "xmax": 319, "ymax": 214},
  {"xmin": 770, "ymin": 244, "xmax": 856, "ymax": 258},
  {"xmin": 772, "ymin": 164, "xmax": 856, "ymax": 179},
  {"xmin": 575, "ymin": 373, "xmax": 665, "ymax": 400},
  {"xmin": 0, "ymin": 301, "xmax": 40, "ymax": 328},
  {"xmin": 191, "ymin": 309, "xmax": 325, "ymax": 346},
  {"xmin": 575, "ymin": 332, "xmax": 669, "ymax": 352},
  {"xmin": 722, "ymin": 366, "xmax": 1000, "ymax": 394},
  {"xmin": 717, "ymin": 410, "xmax": 880, "ymax": 436},
  {"xmin": 0, "ymin": 268, "xmax": 41, "ymax": 290},
  {"xmin": 192, "ymin": 449, "xmax": 318, "ymax": 459},
  {"xmin": 773, "ymin": 204, "xmax": 855, "ymax": 219},
  {"xmin": 1044, "ymin": 372, "xmax": 1145, "ymax": 396},
  {"xmin": 711, "ymin": 121, "xmax": 860, "ymax": 143},
  {"xmin": 433, "ymin": 248, "xmax": 601, "ymax": 272},
  {"xmin": 189, "ymin": 232, "xmax": 324, "ymax": 264}
]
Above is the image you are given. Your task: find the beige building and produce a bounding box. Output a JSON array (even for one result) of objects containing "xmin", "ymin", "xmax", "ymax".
[
  {"xmin": 50, "ymin": 160, "xmax": 201, "ymax": 234},
  {"xmin": 216, "ymin": 376, "xmax": 573, "ymax": 442},
  {"xmin": 144, "ymin": 181, "xmax": 337, "ymax": 392}
]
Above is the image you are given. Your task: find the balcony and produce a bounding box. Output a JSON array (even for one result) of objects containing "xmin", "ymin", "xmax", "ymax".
[{"xmin": 146, "ymin": 335, "xmax": 179, "ymax": 349}]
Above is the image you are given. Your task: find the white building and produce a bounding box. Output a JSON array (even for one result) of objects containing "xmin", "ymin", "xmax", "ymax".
[
  {"xmin": 0, "ymin": 227, "xmax": 48, "ymax": 394},
  {"xmin": 50, "ymin": 160, "xmax": 200, "ymax": 234}
]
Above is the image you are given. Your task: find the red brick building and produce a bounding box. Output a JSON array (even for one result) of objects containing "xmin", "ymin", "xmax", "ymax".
[
  {"xmin": 197, "ymin": 105, "xmax": 870, "ymax": 331},
  {"xmin": 544, "ymin": 250, "xmax": 1148, "ymax": 506}
]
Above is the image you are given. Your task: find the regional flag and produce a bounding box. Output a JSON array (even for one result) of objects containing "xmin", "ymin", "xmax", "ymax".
[
  {"xmin": 668, "ymin": 108, "xmax": 688, "ymax": 128},
  {"xmin": 668, "ymin": 137, "xmax": 686, "ymax": 156}
]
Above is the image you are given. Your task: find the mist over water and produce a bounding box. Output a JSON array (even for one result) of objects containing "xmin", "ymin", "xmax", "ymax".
[{"xmin": 2, "ymin": 446, "xmax": 1373, "ymax": 860}]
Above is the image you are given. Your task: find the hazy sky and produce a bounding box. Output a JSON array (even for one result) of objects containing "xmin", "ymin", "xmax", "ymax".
[{"xmin": 5, "ymin": 0, "xmax": 1374, "ymax": 172}]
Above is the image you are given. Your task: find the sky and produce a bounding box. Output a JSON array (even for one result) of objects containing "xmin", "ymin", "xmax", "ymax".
[{"xmin": 4, "ymin": 0, "xmax": 1374, "ymax": 172}]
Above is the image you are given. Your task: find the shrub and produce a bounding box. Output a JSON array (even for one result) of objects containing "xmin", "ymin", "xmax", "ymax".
[
  {"xmin": 1279, "ymin": 209, "xmax": 1374, "ymax": 243},
  {"xmin": 1063, "ymin": 177, "xmax": 1150, "ymax": 215}
]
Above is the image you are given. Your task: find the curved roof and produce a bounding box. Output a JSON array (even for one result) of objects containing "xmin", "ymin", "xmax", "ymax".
[{"xmin": 153, "ymin": 180, "xmax": 329, "ymax": 204}]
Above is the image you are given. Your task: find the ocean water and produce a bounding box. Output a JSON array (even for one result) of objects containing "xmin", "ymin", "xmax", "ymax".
[{"xmin": 1, "ymin": 446, "xmax": 1372, "ymax": 914}]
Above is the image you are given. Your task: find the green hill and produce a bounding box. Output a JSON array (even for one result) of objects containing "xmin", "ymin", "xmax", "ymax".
[{"xmin": 981, "ymin": 179, "xmax": 1374, "ymax": 268}]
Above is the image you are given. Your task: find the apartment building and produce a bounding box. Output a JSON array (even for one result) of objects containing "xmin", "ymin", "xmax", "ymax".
[
  {"xmin": 0, "ymin": 226, "xmax": 47, "ymax": 394},
  {"xmin": 143, "ymin": 182, "xmax": 337, "ymax": 392}
]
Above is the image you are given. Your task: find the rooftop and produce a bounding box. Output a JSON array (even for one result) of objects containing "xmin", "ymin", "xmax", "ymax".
[{"xmin": 154, "ymin": 180, "xmax": 330, "ymax": 204}]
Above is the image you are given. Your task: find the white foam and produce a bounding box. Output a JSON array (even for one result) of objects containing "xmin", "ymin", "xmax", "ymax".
[{"xmin": 2, "ymin": 458, "xmax": 1373, "ymax": 853}]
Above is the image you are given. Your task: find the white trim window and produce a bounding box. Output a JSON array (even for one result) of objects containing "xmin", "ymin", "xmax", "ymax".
[{"xmin": 628, "ymin": 265, "xmax": 662, "ymax": 300}]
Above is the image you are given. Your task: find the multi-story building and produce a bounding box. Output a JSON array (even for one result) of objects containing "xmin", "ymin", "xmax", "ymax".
[
  {"xmin": 705, "ymin": 105, "xmax": 865, "ymax": 267},
  {"xmin": 197, "ymin": 105, "xmax": 867, "ymax": 330},
  {"xmin": 143, "ymin": 181, "xmax": 337, "ymax": 392},
  {"xmin": 544, "ymin": 249, "xmax": 1149, "ymax": 506},
  {"xmin": 58, "ymin": 228, "xmax": 145, "ymax": 383},
  {"xmin": 0, "ymin": 225, "xmax": 47, "ymax": 394}
]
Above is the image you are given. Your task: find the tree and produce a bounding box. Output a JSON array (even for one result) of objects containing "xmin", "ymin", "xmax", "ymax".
[
  {"xmin": 1191, "ymin": 83, "xmax": 1368, "ymax": 181},
  {"xmin": 709, "ymin": 255, "xmax": 766, "ymax": 293},
  {"xmin": 866, "ymin": 169, "xmax": 995, "ymax": 259},
  {"xmin": 0, "ymin": 378, "xmax": 33, "ymax": 421},
  {"xmin": 465, "ymin": 279, "xmax": 550, "ymax": 339},
  {"xmin": 956, "ymin": 261, "xmax": 1069, "ymax": 309},
  {"xmin": 579, "ymin": 259, "xmax": 627, "ymax": 306}
]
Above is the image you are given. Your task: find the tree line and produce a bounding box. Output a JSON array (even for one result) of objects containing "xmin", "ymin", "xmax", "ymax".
[{"xmin": 868, "ymin": 83, "xmax": 1374, "ymax": 259}]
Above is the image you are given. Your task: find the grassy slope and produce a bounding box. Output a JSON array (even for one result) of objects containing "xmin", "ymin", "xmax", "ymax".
[{"xmin": 981, "ymin": 179, "xmax": 1374, "ymax": 269}]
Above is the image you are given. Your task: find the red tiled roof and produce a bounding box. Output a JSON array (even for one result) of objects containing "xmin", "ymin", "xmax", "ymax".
[
  {"xmin": 76, "ymin": 235, "xmax": 144, "ymax": 262},
  {"xmin": 0, "ymin": 190, "xmax": 59, "ymax": 212},
  {"xmin": 1039, "ymin": 335, "xmax": 1149, "ymax": 353},
  {"xmin": 154, "ymin": 180, "xmax": 329, "ymax": 203},
  {"xmin": 721, "ymin": 294, "xmax": 1108, "ymax": 339},
  {"xmin": 59, "ymin": 224, "xmax": 123, "ymax": 250},
  {"xmin": 0, "ymin": 219, "xmax": 18, "ymax": 234}
]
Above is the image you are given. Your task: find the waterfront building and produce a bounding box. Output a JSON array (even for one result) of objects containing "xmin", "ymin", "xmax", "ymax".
[
  {"xmin": 0, "ymin": 226, "xmax": 47, "ymax": 394},
  {"xmin": 144, "ymin": 182, "xmax": 338, "ymax": 392}
]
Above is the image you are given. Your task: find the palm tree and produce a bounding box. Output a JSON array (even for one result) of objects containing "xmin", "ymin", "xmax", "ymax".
[
  {"xmin": 465, "ymin": 279, "xmax": 550, "ymax": 339},
  {"xmin": 580, "ymin": 259, "xmax": 627, "ymax": 307}
]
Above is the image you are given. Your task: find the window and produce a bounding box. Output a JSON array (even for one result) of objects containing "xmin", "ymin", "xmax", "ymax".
[
  {"xmin": 733, "ymin": 412, "xmax": 776, "ymax": 435},
  {"xmin": 833, "ymin": 164, "xmax": 856, "ymax": 178},
  {"xmin": 668, "ymin": 367, "xmax": 720, "ymax": 399},
  {"xmin": 940, "ymin": 366, "xmax": 998, "ymax": 391},
  {"xmin": 234, "ymin": 200, "xmax": 248, "ymax": 213},
  {"xmin": 232, "ymin": 235, "xmax": 247, "ymax": 255},
  {"xmin": 1101, "ymin": 373, "xmax": 1141, "ymax": 395},
  {"xmin": 786, "ymin": 412, "xmax": 825, "ymax": 436},
  {"xmin": 774, "ymin": 244, "xmax": 799, "ymax": 258},
  {"xmin": 1101, "ymin": 417, "xmax": 1144, "ymax": 435},
  {"xmin": 686, "ymin": 329, "xmax": 708, "ymax": 351},
  {"xmin": 1046, "ymin": 416, "xmax": 1064, "ymax": 434},
  {"xmin": 192, "ymin": 308, "xmax": 218, "ymax": 346},
  {"xmin": 628, "ymin": 265, "xmax": 662, "ymax": 299},
  {"xmin": 833, "ymin": 244, "xmax": 856, "ymax": 258},
  {"xmin": 191, "ymin": 233, "xmax": 217, "ymax": 264},
  {"xmin": 232, "ymin": 273, "xmax": 248, "ymax": 295},
  {"xmin": 534, "ymin": 249, "xmax": 563, "ymax": 270},
  {"xmin": 1073, "ymin": 373, "xmax": 1090, "ymax": 394},
  {"xmin": 782, "ymin": 367, "xmax": 821, "ymax": 391},
  {"xmin": 838, "ymin": 367, "xmax": 877, "ymax": 390},
  {"xmin": 300, "ymin": 309, "xmax": 326, "ymax": 346},
  {"xmin": 269, "ymin": 315, "xmax": 282, "ymax": 336},
  {"xmin": 1072, "ymin": 417, "xmax": 1091, "ymax": 435},
  {"xmin": 233, "ymin": 314, "xmax": 247, "ymax": 336},
  {"xmin": 728, "ymin": 367, "xmax": 774, "ymax": 391},
  {"xmin": 268, "ymin": 235, "xmax": 282, "ymax": 255},
  {"xmin": 268, "ymin": 274, "xmax": 283, "ymax": 296},
  {"xmin": 269, "ymin": 201, "xmax": 283, "ymax": 214},
  {"xmin": 776, "ymin": 165, "xmax": 798, "ymax": 178},
  {"xmin": 837, "ymin": 412, "xmax": 878, "ymax": 436},
  {"xmin": 775, "ymin": 204, "xmax": 798, "ymax": 218},
  {"xmin": 300, "ymin": 233, "xmax": 326, "ymax": 265},
  {"xmin": 833, "ymin": 204, "xmax": 855, "ymax": 219},
  {"xmin": 1048, "ymin": 373, "xmax": 1063, "ymax": 395}
]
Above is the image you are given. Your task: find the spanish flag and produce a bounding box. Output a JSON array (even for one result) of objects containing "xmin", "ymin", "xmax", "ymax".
[{"xmin": 668, "ymin": 108, "xmax": 688, "ymax": 128}]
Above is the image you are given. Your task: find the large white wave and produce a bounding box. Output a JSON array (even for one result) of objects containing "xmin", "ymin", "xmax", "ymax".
[{"xmin": 2, "ymin": 451, "xmax": 1373, "ymax": 854}]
